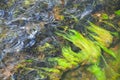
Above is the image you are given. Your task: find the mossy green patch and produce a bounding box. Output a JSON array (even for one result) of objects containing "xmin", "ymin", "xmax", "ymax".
[{"xmin": 115, "ymin": 10, "xmax": 120, "ymax": 16}]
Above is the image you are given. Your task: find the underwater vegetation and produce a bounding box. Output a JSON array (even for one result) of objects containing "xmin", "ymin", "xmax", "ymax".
[
  {"xmin": 49, "ymin": 22, "xmax": 119, "ymax": 80},
  {"xmin": 13, "ymin": 22, "xmax": 120, "ymax": 80}
]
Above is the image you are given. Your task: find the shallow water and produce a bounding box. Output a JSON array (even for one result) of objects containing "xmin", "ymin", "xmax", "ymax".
[
  {"xmin": 0, "ymin": 0, "xmax": 120, "ymax": 80},
  {"xmin": 0, "ymin": 0, "xmax": 98, "ymax": 61}
]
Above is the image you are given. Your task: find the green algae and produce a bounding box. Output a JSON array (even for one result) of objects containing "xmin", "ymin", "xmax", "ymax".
[
  {"xmin": 101, "ymin": 13, "xmax": 109, "ymax": 20},
  {"xmin": 12, "ymin": 21, "xmax": 120, "ymax": 80},
  {"xmin": 50, "ymin": 22, "xmax": 118, "ymax": 80},
  {"xmin": 87, "ymin": 22, "xmax": 116, "ymax": 59},
  {"xmin": 115, "ymin": 10, "xmax": 120, "ymax": 16},
  {"xmin": 87, "ymin": 64, "xmax": 106, "ymax": 80}
]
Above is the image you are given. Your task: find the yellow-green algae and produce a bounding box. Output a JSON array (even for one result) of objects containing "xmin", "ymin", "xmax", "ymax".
[
  {"xmin": 87, "ymin": 22, "xmax": 116, "ymax": 58},
  {"xmin": 87, "ymin": 64, "xmax": 106, "ymax": 80},
  {"xmin": 47, "ymin": 22, "xmax": 118, "ymax": 80},
  {"xmin": 54, "ymin": 29, "xmax": 105, "ymax": 80},
  {"xmin": 13, "ymin": 22, "xmax": 120, "ymax": 80}
]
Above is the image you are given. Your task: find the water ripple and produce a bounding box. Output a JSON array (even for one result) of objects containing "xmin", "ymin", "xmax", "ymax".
[{"xmin": 0, "ymin": 0, "xmax": 102, "ymax": 62}]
